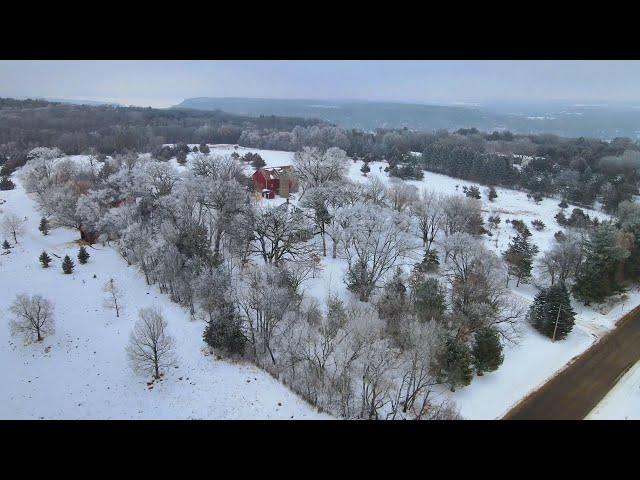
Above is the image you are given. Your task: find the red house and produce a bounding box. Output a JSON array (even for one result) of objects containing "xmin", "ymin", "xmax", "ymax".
[{"xmin": 252, "ymin": 166, "xmax": 298, "ymax": 199}]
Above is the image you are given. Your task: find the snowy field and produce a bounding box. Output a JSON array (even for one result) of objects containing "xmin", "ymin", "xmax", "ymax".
[
  {"xmin": 0, "ymin": 173, "xmax": 328, "ymax": 419},
  {"xmin": 3, "ymin": 144, "xmax": 638, "ymax": 420},
  {"xmin": 199, "ymin": 145, "xmax": 639, "ymax": 419},
  {"xmin": 588, "ymin": 360, "xmax": 640, "ymax": 420}
]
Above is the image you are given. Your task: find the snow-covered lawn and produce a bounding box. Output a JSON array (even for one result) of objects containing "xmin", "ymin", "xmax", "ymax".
[
  {"xmin": 0, "ymin": 177, "xmax": 328, "ymax": 419},
  {"xmin": 588, "ymin": 360, "xmax": 640, "ymax": 420}
]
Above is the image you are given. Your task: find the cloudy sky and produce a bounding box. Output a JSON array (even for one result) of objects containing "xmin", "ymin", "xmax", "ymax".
[{"xmin": 0, "ymin": 60, "xmax": 638, "ymax": 108}]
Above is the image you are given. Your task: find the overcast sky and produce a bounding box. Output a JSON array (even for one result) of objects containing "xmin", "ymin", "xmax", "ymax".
[{"xmin": 1, "ymin": 60, "xmax": 639, "ymax": 108}]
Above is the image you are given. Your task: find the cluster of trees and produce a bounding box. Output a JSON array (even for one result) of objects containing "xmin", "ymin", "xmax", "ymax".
[
  {"xmin": 0, "ymin": 98, "xmax": 322, "ymax": 180},
  {"xmin": 3, "ymin": 97, "xmax": 640, "ymax": 214},
  {"xmin": 526, "ymin": 201, "xmax": 640, "ymax": 338},
  {"xmin": 17, "ymin": 145, "xmax": 478, "ymax": 418}
]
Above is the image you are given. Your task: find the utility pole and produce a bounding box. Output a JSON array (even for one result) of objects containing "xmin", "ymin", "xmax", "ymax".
[{"xmin": 552, "ymin": 303, "xmax": 562, "ymax": 342}]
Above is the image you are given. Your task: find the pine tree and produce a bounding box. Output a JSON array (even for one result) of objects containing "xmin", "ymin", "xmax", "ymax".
[
  {"xmin": 437, "ymin": 337, "xmax": 473, "ymax": 392},
  {"xmin": 488, "ymin": 186, "xmax": 498, "ymax": 202},
  {"xmin": 472, "ymin": 327, "xmax": 504, "ymax": 375},
  {"xmin": 377, "ymin": 268, "xmax": 410, "ymax": 341},
  {"xmin": 419, "ymin": 249, "xmax": 440, "ymax": 272},
  {"xmin": 573, "ymin": 223, "xmax": 629, "ymax": 305},
  {"xmin": 464, "ymin": 185, "xmax": 481, "ymax": 199},
  {"xmin": 39, "ymin": 250, "xmax": 52, "ymax": 268},
  {"xmin": 528, "ymin": 282, "xmax": 576, "ymax": 340},
  {"xmin": 2, "ymin": 239, "xmax": 10, "ymax": 250},
  {"xmin": 202, "ymin": 300, "xmax": 246, "ymax": 356},
  {"xmin": 412, "ymin": 277, "xmax": 447, "ymax": 322},
  {"xmin": 62, "ymin": 255, "xmax": 75, "ymax": 274},
  {"xmin": 199, "ymin": 143, "xmax": 210, "ymax": 154},
  {"xmin": 0, "ymin": 176, "xmax": 15, "ymax": 190},
  {"xmin": 38, "ymin": 217, "xmax": 49, "ymax": 236},
  {"xmin": 503, "ymin": 232, "xmax": 539, "ymax": 286},
  {"xmin": 78, "ymin": 246, "xmax": 90, "ymax": 264},
  {"xmin": 360, "ymin": 162, "xmax": 370, "ymax": 175}
]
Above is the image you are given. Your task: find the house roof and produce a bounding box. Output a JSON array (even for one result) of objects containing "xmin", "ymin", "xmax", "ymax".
[{"xmin": 257, "ymin": 165, "xmax": 294, "ymax": 180}]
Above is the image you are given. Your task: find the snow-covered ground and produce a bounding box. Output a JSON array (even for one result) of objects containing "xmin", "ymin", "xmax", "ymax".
[
  {"xmin": 4, "ymin": 144, "xmax": 637, "ymax": 420},
  {"xmin": 588, "ymin": 360, "xmax": 640, "ymax": 420},
  {"xmin": 206, "ymin": 146, "xmax": 638, "ymax": 419},
  {"xmin": 0, "ymin": 175, "xmax": 328, "ymax": 419}
]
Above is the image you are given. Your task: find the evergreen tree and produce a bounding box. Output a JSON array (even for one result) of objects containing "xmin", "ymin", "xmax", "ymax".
[
  {"xmin": 464, "ymin": 185, "xmax": 481, "ymax": 199},
  {"xmin": 503, "ymin": 232, "xmax": 539, "ymax": 286},
  {"xmin": 199, "ymin": 143, "xmax": 210, "ymax": 154},
  {"xmin": 377, "ymin": 268, "xmax": 410, "ymax": 342},
  {"xmin": 573, "ymin": 223, "xmax": 629, "ymax": 305},
  {"xmin": 251, "ymin": 155, "xmax": 266, "ymax": 169},
  {"xmin": 202, "ymin": 300, "xmax": 246, "ymax": 356},
  {"xmin": 412, "ymin": 277, "xmax": 447, "ymax": 322},
  {"xmin": 472, "ymin": 327, "xmax": 504, "ymax": 375},
  {"xmin": 0, "ymin": 176, "xmax": 15, "ymax": 190},
  {"xmin": 488, "ymin": 186, "xmax": 498, "ymax": 202},
  {"xmin": 62, "ymin": 255, "xmax": 75, "ymax": 274},
  {"xmin": 2, "ymin": 239, "xmax": 10, "ymax": 250},
  {"xmin": 360, "ymin": 162, "xmax": 370, "ymax": 175},
  {"xmin": 437, "ymin": 337, "xmax": 473, "ymax": 392},
  {"xmin": 38, "ymin": 217, "xmax": 49, "ymax": 236},
  {"xmin": 176, "ymin": 150, "xmax": 187, "ymax": 165},
  {"xmin": 528, "ymin": 282, "xmax": 576, "ymax": 340},
  {"xmin": 78, "ymin": 246, "xmax": 90, "ymax": 264},
  {"xmin": 418, "ymin": 249, "xmax": 440, "ymax": 272},
  {"xmin": 39, "ymin": 250, "xmax": 51, "ymax": 268}
]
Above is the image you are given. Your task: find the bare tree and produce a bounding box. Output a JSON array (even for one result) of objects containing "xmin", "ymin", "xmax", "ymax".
[
  {"xmin": 443, "ymin": 233, "xmax": 522, "ymax": 341},
  {"xmin": 338, "ymin": 204, "xmax": 416, "ymax": 301},
  {"xmin": 361, "ymin": 175, "xmax": 388, "ymax": 207},
  {"xmin": 103, "ymin": 278, "xmax": 123, "ymax": 317},
  {"xmin": 235, "ymin": 265, "xmax": 298, "ymax": 367},
  {"xmin": 410, "ymin": 189, "xmax": 445, "ymax": 253},
  {"xmin": 1, "ymin": 213, "xmax": 25, "ymax": 244},
  {"xmin": 250, "ymin": 204, "xmax": 316, "ymax": 265},
  {"xmin": 126, "ymin": 307, "xmax": 175, "ymax": 380},
  {"xmin": 537, "ymin": 231, "xmax": 585, "ymax": 285},
  {"xmin": 388, "ymin": 320, "xmax": 443, "ymax": 420},
  {"xmin": 293, "ymin": 147, "xmax": 349, "ymax": 199},
  {"xmin": 442, "ymin": 194, "xmax": 483, "ymax": 236},
  {"xmin": 9, "ymin": 294, "xmax": 55, "ymax": 342},
  {"xmin": 388, "ymin": 179, "xmax": 419, "ymax": 213}
]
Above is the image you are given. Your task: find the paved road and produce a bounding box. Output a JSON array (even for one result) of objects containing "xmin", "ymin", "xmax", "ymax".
[{"xmin": 503, "ymin": 304, "xmax": 640, "ymax": 420}]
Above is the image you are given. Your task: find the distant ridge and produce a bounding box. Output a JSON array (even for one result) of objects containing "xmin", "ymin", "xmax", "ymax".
[
  {"xmin": 16, "ymin": 97, "xmax": 121, "ymax": 107},
  {"xmin": 174, "ymin": 97, "xmax": 640, "ymax": 139}
]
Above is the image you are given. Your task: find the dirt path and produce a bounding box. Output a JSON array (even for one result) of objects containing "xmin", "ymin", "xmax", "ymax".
[{"xmin": 503, "ymin": 303, "xmax": 640, "ymax": 420}]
